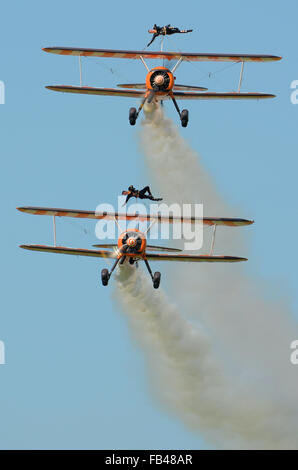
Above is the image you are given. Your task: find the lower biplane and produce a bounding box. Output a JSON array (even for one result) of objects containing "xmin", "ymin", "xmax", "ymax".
[
  {"xmin": 43, "ymin": 45, "xmax": 281, "ymax": 127},
  {"xmin": 17, "ymin": 206, "xmax": 253, "ymax": 289}
]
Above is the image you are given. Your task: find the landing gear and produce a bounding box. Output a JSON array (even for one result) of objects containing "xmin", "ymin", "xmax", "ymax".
[
  {"xmin": 101, "ymin": 256, "xmax": 123, "ymax": 286},
  {"xmin": 171, "ymin": 95, "xmax": 189, "ymax": 127},
  {"xmin": 129, "ymin": 91, "xmax": 155, "ymax": 126},
  {"xmin": 101, "ymin": 268, "xmax": 109, "ymax": 286},
  {"xmin": 129, "ymin": 107, "xmax": 137, "ymax": 126},
  {"xmin": 180, "ymin": 109, "xmax": 189, "ymax": 127},
  {"xmin": 153, "ymin": 271, "xmax": 161, "ymax": 289},
  {"xmin": 144, "ymin": 258, "xmax": 161, "ymax": 289}
]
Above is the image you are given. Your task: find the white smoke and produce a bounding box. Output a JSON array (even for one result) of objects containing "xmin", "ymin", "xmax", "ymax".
[{"xmin": 113, "ymin": 109, "xmax": 298, "ymax": 449}]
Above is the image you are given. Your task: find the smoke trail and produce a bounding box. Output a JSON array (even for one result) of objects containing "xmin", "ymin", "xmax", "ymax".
[{"xmin": 114, "ymin": 109, "xmax": 298, "ymax": 449}]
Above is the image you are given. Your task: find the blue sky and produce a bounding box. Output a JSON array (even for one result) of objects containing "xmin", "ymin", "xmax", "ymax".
[{"xmin": 1, "ymin": 0, "xmax": 297, "ymax": 449}]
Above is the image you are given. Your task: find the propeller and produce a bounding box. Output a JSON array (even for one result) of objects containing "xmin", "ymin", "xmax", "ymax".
[{"xmin": 150, "ymin": 70, "xmax": 171, "ymax": 91}]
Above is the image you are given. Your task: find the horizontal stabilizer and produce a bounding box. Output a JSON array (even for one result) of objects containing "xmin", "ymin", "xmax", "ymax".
[
  {"xmin": 117, "ymin": 83, "xmax": 208, "ymax": 92},
  {"xmin": 92, "ymin": 243, "xmax": 182, "ymax": 253},
  {"xmin": 17, "ymin": 207, "xmax": 254, "ymax": 227},
  {"xmin": 43, "ymin": 47, "xmax": 281, "ymax": 63}
]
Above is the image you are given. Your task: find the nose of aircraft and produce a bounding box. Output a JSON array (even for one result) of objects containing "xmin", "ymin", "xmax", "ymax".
[
  {"xmin": 154, "ymin": 74, "xmax": 165, "ymax": 86},
  {"xmin": 127, "ymin": 237, "xmax": 137, "ymax": 247}
]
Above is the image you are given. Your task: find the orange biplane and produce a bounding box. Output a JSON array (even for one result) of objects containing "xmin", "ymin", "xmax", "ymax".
[
  {"xmin": 43, "ymin": 46, "xmax": 281, "ymax": 127},
  {"xmin": 17, "ymin": 206, "xmax": 253, "ymax": 289}
]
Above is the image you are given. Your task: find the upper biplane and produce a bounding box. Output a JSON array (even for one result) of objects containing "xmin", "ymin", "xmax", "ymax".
[
  {"xmin": 43, "ymin": 44, "xmax": 281, "ymax": 127},
  {"xmin": 17, "ymin": 206, "xmax": 253, "ymax": 289}
]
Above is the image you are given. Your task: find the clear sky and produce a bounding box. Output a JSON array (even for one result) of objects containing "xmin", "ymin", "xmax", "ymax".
[{"xmin": 1, "ymin": 0, "xmax": 297, "ymax": 449}]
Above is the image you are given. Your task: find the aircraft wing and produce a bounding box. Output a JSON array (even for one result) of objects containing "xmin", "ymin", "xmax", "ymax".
[
  {"xmin": 146, "ymin": 253, "xmax": 247, "ymax": 262},
  {"xmin": 20, "ymin": 244, "xmax": 117, "ymax": 258},
  {"xmin": 43, "ymin": 47, "xmax": 281, "ymax": 62},
  {"xmin": 172, "ymin": 91, "xmax": 275, "ymax": 100},
  {"xmin": 45, "ymin": 85, "xmax": 145, "ymax": 98},
  {"xmin": 17, "ymin": 207, "xmax": 254, "ymax": 227}
]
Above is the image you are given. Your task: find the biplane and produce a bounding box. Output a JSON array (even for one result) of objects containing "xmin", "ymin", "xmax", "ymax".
[
  {"xmin": 17, "ymin": 206, "xmax": 253, "ymax": 289},
  {"xmin": 43, "ymin": 45, "xmax": 281, "ymax": 127}
]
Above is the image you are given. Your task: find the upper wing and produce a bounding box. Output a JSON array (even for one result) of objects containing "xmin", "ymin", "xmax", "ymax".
[
  {"xmin": 45, "ymin": 85, "xmax": 145, "ymax": 98},
  {"xmin": 17, "ymin": 207, "xmax": 254, "ymax": 227},
  {"xmin": 43, "ymin": 47, "xmax": 281, "ymax": 62},
  {"xmin": 172, "ymin": 91, "xmax": 275, "ymax": 100},
  {"xmin": 20, "ymin": 244, "xmax": 117, "ymax": 258},
  {"xmin": 146, "ymin": 253, "xmax": 247, "ymax": 262}
]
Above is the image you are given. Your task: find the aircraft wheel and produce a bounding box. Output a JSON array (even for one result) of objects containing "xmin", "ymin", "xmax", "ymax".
[
  {"xmin": 153, "ymin": 272, "xmax": 161, "ymax": 289},
  {"xmin": 129, "ymin": 107, "xmax": 137, "ymax": 126},
  {"xmin": 181, "ymin": 109, "xmax": 189, "ymax": 127},
  {"xmin": 101, "ymin": 268, "xmax": 109, "ymax": 286}
]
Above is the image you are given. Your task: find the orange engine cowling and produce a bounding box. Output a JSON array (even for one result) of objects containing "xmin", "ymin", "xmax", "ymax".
[
  {"xmin": 146, "ymin": 67, "xmax": 174, "ymax": 93},
  {"xmin": 117, "ymin": 229, "xmax": 146, "ymax": 257}
]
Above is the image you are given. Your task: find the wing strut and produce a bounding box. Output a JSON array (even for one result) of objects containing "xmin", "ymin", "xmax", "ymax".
[
  {"xmin": 171, "ymin": 57, "xmax": 183, "ymax": 73},
  {"xmin": 209, "ymin": 224, "xmax": 217, "ymax": 255},
  {"xmin": 139, "ymin": 55, "xmax": 150, "ymax": 72},
  {"xmin": 79, "ymin": 56, "xmax": 83, "ymax": 86},
  {"xmin": 53, "ymin": 216, "xmax": 57, "ymax": 247},
  {"xmin": 238, "ymin": 61, "xmax": 245, "ymax": 92}
]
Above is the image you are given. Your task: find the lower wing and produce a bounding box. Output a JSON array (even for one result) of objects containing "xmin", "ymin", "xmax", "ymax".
[
  {"xmin": 45, "ymin": 85, "xmax": 145, "ymax": 98},
  {"xmin": 20, "ymin": 245, "xmax": 117, "ymax": 258},
  {"xmin": 146, "ymin": 253, "xmax": 247, "ymax": 262},
  {"xmin": 172, "ymin": 91, "xmax": 275, "ymax": 100}
]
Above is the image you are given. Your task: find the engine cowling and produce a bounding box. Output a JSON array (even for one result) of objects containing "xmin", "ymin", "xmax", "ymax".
[
  {"xmin": 146, "ymin": 67, "xmax": 174, "ymax": 92},
  {"xmin": 118, "ymin": 229, "xmax": 146, "ymax": 255}
]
